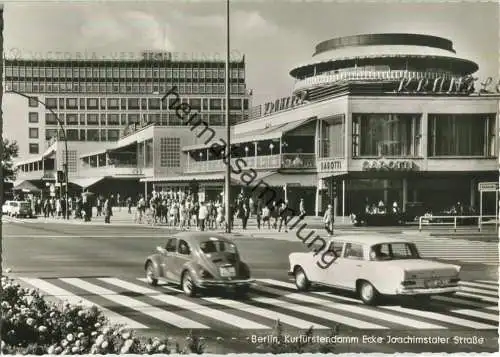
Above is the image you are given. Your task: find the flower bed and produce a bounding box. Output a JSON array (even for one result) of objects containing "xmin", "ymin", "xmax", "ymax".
[{"xmin": 0, "ymin": 276, "xmax": 204, "ymax": 354}]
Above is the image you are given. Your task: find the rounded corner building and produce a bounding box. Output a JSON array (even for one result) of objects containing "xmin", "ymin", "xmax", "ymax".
[
  {"xmin": 199, "ymin": 32, "xmax": 498, "ymax": 218},
  {"xmin": 289, "ymin": 33, "xmax": 479, "ymax": 97}
]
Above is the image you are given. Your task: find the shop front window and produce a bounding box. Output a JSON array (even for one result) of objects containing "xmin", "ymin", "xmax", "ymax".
[
  {"xmin": 319, "ymin": 115, "xmax": 344, "ymax": 158},
  {"xmin": 428, "ymin": 114, "xmax": 494, "ymax": 157},
  {"xmin": 353, "ymin": 114, "xmax": 419, "ymax": 157}
]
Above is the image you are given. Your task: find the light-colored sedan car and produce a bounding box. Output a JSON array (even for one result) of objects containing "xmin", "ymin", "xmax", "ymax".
[
  {"xmin": 2, "ymin": 201, "xmax": 33, "ymax": 218},
  {"xmin": 288, "ymin": 235, "xmax": 461, "ymax": 305},
  {"xmin": 145, "ymin": 232, "xmax": 254, "ymax": 297}
]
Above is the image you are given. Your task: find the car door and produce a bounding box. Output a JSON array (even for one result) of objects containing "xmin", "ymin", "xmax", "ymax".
[
  {"xmin": 162, "ymin": 238, "xmax": 178, "ymax": 281},
  {"xmin": 172, "ymin": 239, "xmax": 192, "ymax": 282},
  {"xmin": 2, "ymin": 201, "xmax": 10, "ymax": 214},
  {"xmin": 335, "ymin": 243, "xmax": 365, "ymax": 289},
  {"xmin": 317, "ymin": 240, "xmax": 344, "ymax": 286}
]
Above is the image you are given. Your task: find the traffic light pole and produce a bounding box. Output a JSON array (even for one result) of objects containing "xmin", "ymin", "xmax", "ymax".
[
  {"xmin": 64, "ymin": 147, "xmax": 69, "ymax": 219},
  {"xmin": 6, "ymin": 90, "xmax": 69, "ymax": 219}
]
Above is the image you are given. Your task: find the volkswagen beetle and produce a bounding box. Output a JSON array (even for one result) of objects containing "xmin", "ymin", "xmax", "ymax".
[{"xmin": 144, "ymin": 232, "xmax": 254, "ymax": 297}]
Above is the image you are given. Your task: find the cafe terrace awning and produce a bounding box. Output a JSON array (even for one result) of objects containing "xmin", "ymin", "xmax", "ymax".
[
  {"xmin": 253, "ymin": 172, "xmax": 317, "ymax": 187},
  {"xmin": 140, "ymin": 171, "xmax": 317, "ymax": 187},
  {"xmin": 71, "ymin": 177, "xmax": 106, "ymax": 189},
  {"xmin": 13, "ymin": 180, "xmax": 42, "ymax": 192},
  {"xmin": 182, "ymin": 117, "xmax": 316, "ymax": 152},
  {"xmin": 141, "ymin": 173, "xmax": 230, "ymax": 183}
]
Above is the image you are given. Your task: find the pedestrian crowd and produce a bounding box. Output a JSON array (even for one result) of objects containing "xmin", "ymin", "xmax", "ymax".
[{"xmin": 129, "ymin": 188, "xmax": 312, "ymax": 233}]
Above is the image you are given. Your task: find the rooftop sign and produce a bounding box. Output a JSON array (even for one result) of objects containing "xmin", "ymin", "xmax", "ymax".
[
  {"xmin": 249, "ymin": 92, "xmax": 309, "ymax": 120},
  {"xmin": 397, "ymin": 75, "xmax": 500, "ymax": 95},
  {"xmin": 294, "ymin": 69, "xmax": 500, "ymax": 96}
]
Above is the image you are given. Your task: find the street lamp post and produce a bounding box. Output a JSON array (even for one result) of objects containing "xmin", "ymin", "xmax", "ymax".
[
  {"xmin": 224, "ymin": 0, "xmax": 232, "ymax": 233},
  {"xmin": 6, "ymin": 89, "xmax": 70, "ymax": 219}
]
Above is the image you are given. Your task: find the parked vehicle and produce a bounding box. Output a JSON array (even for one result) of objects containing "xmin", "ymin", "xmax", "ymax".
[
  {"xmin": 288, "ymin": 235, "xmax": 461, "ymax": 305},
  {"xmin": 351, "ymin": 212, "xmax": 406, "ymax": 226},
  {"xmin": 144, "ymin": 232, "xmax": 254, "ymax": 297},
  {"xmin": 2, "ymin": 200, "xmax": 33, "ymax": 218}
]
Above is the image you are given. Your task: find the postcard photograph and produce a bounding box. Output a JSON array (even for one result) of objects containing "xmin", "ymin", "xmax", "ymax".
[{"xmin": 0, "ymin": 0, "xmax": 499, "ymax": 355}]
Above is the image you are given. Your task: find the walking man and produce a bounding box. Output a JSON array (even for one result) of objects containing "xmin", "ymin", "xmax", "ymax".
[{"xmin": 324, "ymin": 204, "xmax": 334, "ymax": 236}]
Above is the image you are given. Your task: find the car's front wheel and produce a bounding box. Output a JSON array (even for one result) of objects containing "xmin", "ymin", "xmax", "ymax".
[
  {"xmin": 294, "ymin": 266, "xmax": 310, "ymax": 291},
  {"xmin": 181, "ymin": 271, "xmax": 196, "ymax": 297},
  {"xmin": 145, "ymin": 262, "xmax": 158, "ymax": 286},
  {"xmin": 358, "ymin": 280, "xmax": 379, "ymax": 305}
]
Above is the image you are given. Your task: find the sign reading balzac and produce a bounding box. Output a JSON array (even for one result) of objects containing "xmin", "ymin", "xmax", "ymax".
[
  {"xmin": 362, "ymin": 160, "xmax": 417, "ymax": 171},
  {"xmin": 263, "ymin": 92, "xmax": 308, "ymax": 116}
]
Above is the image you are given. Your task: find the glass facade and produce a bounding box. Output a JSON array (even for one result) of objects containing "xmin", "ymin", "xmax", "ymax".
[
  {"xmin": 352, "ymin": 114, "xmax": 421, "ymax": 157},
  {"xmin": 428, "ymin": 114, "xmax": 495, "ymax": 157}
]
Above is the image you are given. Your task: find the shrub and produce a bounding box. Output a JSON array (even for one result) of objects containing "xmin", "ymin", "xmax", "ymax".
[{"xmin": 0, "ymin": 276, "xmax": 204, "ymax": 355}]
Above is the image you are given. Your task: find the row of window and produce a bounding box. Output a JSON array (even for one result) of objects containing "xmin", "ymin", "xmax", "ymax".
[
  {"xmin": 45, "ymin": 128, "xmax": 121, "ymax": 143},
  {"xmin": 349, "ymin": 113, "xmax": 496, "ymax": 158},
  {"xmin": 31, "ymin": 97, "xmax": 249, "ymax": 111},
  {"xmin": 6, "ymin": 67, "xmax": 245, "ymax": 80},
  {"xmin": 9, "ymin": 82, "xmax": 247, "ymax": 95},
  {"xmin": 40, "ymin": 112, "xmax": 246, "ymax": 126},
  {"xmin": 160, "ymin": 138, "xmax": 181, "ymax": 168}
]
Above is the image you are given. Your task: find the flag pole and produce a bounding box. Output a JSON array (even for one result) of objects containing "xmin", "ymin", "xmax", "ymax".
[{"xmin": 224, "ymin": 0, "xmax": 231, "ymax": 233}]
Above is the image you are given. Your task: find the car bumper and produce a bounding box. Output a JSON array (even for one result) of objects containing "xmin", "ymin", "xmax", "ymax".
[
  {"xmin": 396, "ymin": 285, "xmax": 459, "ymax": 295},
  {"xmin": 197, "ymin": 278, "xmax": 254, "ymax": 288}
]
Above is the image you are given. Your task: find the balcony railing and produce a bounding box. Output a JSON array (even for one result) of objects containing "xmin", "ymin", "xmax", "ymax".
[
  {"xmin": 80, "ymin": 164, "xmax": 145, "ymax": 177},
  {"xmin": 16, "ymin": 169, "xmax": 56, "ymax": 181},
  {"xmin": 281, "ymin": 153, "xmax": 316, "ymax": 169},
  {"xmin": 185, "ymin": 153, "xmax": 316, "ymax": 173}
]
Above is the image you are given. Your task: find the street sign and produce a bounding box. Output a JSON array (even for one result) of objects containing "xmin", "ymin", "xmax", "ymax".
[{"xmin": 478, "ymin": 182, "xmax": 499, "ymax": 192}]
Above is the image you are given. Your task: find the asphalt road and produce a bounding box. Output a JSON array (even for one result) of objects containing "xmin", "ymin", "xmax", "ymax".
[{"xmin": 2, "ymin": 220, "xmax": 499, "ymax": 353}]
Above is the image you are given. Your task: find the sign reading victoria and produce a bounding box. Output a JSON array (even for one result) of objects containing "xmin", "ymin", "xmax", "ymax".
[{"xmin": 362, "ymin": 160, "xmax": 417, "ymax": 171}]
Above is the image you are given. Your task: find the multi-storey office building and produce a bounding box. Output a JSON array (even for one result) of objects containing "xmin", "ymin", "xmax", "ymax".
[{"xmin": 7, "ymin": 51, "xmax": 250, "ymax": 195}]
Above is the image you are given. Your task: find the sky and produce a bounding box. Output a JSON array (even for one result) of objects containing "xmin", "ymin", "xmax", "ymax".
[{"xmin": 2, "ymin": 0, "xmax": 499, "ymax": 147}]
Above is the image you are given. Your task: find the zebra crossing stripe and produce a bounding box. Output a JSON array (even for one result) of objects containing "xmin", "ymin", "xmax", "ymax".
[
  {"xmin": 381, "ymin": 306, "xmax": 496, "ymax": 330},
  {"xmin": 251, "ymin": 296, "xmax": 388, "ymax": 329},
  {"xmin": 460, "ymin": 281, "xmax": 500, "ymax": 290},
  {"xmin": 485, "ymin": 306, "xmax": 499, "ymax": 311},
  {"xmin": 256, "ymin": 279, "xmax": 360, "ymax": 303},
  {"xmin": 456, "ymin": 291, "xmax": 498, "ymax": 304},
  {"xmin": 259, "ymin": 279, "xmax": 498, "ymax": 319},
  {"xmin": 256, "ymin": 281, "xmax": 446, "ymax": 329},
  {"xmin": 475, "ymin": 280, "xmax": 499, "ymax": 286},
  {"xmin": 100, "ymin": 278, "xmax": 269, "ymax": 330},
  {"xmin": 202, "ymin": 297, "xmax": 331, "ymax": 330},
  {"xmin": 60, "ymin": 278, "xmax": 209, "ymax": 329},
  {"xmin": 432, "ymin": 295, "xmax": 496, "ymax": 309},
  {"xmin": 19, "ymin": 278, "xmax": 147, "ymax": 329},
  {"xmin": 459, "ymin": 286, "xmax": 499, "ymax": 297},
  {"xmin": 451, "ymin": 309, "xmax": 499, "ymax": 322}
]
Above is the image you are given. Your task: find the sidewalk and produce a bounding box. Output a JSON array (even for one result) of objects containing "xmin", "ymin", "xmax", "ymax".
[
  {"xmin": 22, "ymin": 207, "xmax": 343, "ymax": 228},
  {"xmin": 11, "ymin": 208, "xmax": 497, "ymax": 240}
]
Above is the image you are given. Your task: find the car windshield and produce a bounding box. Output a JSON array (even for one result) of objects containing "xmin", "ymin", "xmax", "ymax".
[
  {"xmin": 11, "ymin": 202, "xmax": 18, "ymax": 207},
  {"xmin": 200, "ymin": 240, "xmax": 236, "ymax": 254},
  {"xmin": 370, "ymin": 242, "xmax": 420, "ymax": 261},
  {"xmin": 20, "ymin": 202, "xmax": 30, "ymax": 208}
]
